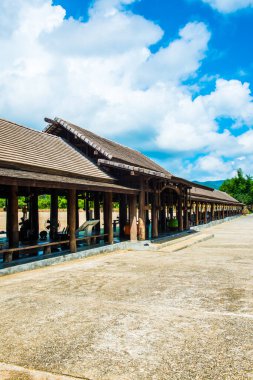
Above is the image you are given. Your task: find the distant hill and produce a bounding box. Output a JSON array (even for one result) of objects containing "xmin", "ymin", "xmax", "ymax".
[{"xmin": 193, "ymin": 180, "xmax": 224, "ymax": 190}]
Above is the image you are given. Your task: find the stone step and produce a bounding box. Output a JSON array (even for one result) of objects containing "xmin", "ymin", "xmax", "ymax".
[
  {"xmin": 158, "ymin": 233, "xmax": 214, "ymax": 253},
  {"xmin": 151, "ymin": 231, "xmax": 201, "ymax": 249}
]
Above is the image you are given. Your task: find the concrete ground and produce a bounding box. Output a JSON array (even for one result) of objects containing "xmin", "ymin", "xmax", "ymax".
[{"xmin": 0, "ymin": 216, "xmax": 253, "ymax": 380}]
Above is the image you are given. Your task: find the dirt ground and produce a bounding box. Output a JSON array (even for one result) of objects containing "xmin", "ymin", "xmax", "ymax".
[
  {"xmin": 0, "ymin": 210, "xmax": 120, "ymax": 232},
  {"xmin": 0, "ymin": 215, "xmax": 253, "ymax": 380}
]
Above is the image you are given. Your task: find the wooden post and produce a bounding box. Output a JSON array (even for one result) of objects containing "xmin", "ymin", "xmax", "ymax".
[
  {"xmin": 177, "ymin": 194, "xmax": 183, "ymax": 232},
  {"xmin": 50, "ymin": 190, "xmax": 58, "ymax": 240},
  {"xmin": 222, "ymin": 205, "xmax": 225, "ymax": 219},
  {"xmin": 138, "ymin": 188, "xmax": 146, "ymax": 240},
  {"xmin": 94, "ymin": 192, "xmax": 101, "ymax": 234},
  {"xmin": 30, "ymin": 192, "xmax": 39, "ymax": 239},
  {"xmin": 152, "ymin": 192, "xmax": 159, "ymax": 238},
  {"xmin": 129, "ymin": 194, "xmax": 137, "ymax": 241},
  {"xmin": 189, "ymin": 202, "xmax": 193, "ymax": 226},
  {"xmin": 4, "ymin": 185, "xmax": 19, "ymax": 262},
  {"xmin": 104, "ymin": 192, "xmax": 113, "ymax": 244},
  {"xmin": 138, "ymin": 190, "xmax": 146, "ymax": 240},
  {"xmin": 217, "ymin": 205, "xmax": 220, "ymax": 219},
  {"xmin": 160, "ymin": 202, "xmax": 167, "ymax": 232},
  {"xmin": 76, "ymin": 193, "xmax": 79, "ymax": 230},
  {"xmin": 119, "ymin": 194, "xmax": 128, "ymax": 237},
  {"xmin": 86, "ymin": 193, "xmax": 90, "ymax": 221},
  {"xmin": 211, "ymin": 203, "xmax": 214, "ymax": 221},
  {"xmin": 196, "ymin": 202, "xmax": 199, "ymax": 226},
  {"xmin": 68, "ymin": 189, "xmax": 76, "ymax": 253},
  {"xmin": 204, "ymin": 203, "xmax": 207, "ymax": 224},
  {"xmin": 183, "ymin": 190, "xmax": 189, "ymax": 230}
]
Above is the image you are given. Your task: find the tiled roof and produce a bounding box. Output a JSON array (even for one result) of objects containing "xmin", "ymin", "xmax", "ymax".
[
  {"xmin": 191, "ymin": 186, "xmax": 241, "ymax": 204},
  {"xmin": 0, "ymin": 119, "xmax": 113, "ymax": 182},
  {"xmin": 44, "ymin": 117, "xmax": 172, "ymax": 178}
]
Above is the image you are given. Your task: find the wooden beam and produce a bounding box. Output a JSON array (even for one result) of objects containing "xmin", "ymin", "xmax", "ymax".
[
  {"xmin": 68, "ymin": 189, "xmax": 76, "ymax": 253},
  {"xmin": 0, "ymin": 175, "xmax": 138, "ymax": 194}
]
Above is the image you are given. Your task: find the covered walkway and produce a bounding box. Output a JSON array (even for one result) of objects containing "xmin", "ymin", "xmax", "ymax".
[{"xmin": 0, "ymin": 117, "xmax": 243, "ymax": 267}]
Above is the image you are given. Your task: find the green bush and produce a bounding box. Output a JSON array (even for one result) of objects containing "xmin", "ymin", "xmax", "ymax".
[{"xmin": 220, "ymin": 169, "xmax": 253, "ymax": 207}]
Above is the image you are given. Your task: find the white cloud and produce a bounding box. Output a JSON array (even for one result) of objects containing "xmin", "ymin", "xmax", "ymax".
[
  {"xmin": 201, "ymin": 0, "xmax": 253, "ymax": 13},
  {"xmin": 0, "ymin": 0, "xmax": 253, "ymax": 180},
  {"xmin": 136, "ymin": 22, "xmax": 210, "ymax": 85}
]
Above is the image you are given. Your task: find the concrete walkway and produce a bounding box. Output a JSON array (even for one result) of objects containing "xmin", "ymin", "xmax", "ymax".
[{"xmin": 0, "ymin": 215, "xmax": 252, "ymax": 379}]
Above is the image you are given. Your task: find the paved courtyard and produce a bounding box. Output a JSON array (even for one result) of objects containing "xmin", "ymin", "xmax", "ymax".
[{"xmin": 0, "ymin": 216, "xmax": 253, "ymax": 380}]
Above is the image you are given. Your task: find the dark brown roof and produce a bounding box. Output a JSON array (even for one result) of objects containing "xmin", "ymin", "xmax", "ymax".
[
  {"xmin": 0, "ymin": 119, "xmax": 113, "ymax": 183},
  {"xmin": 0, "ymin": 168, "xmax": 138, "ymax": 194},
  {"xmin": 191, "ymin": 186, "xmax": 241, "ymax": 204},
  {"xmin": 44, "ymin": 117, "xmax": 172, "ymax": 178}
]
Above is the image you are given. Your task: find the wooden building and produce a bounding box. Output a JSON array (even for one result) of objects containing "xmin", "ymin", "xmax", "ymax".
[{"xmin": 0, "ymin": 117, "xmax": 243, "ymax": 264}]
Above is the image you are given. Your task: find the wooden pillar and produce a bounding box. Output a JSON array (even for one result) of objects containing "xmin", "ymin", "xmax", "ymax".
[
  {"xmin": 104, "ymin": 192, "xmax": 113, "ymax": 244},
  {"xmin": 196, "ymin": 202, "xmax": 199, "ymax": 226},
  {"xmin": 169, "ymin": 206, "xmax": 173, "ymax": 220},
  {"xmin": 86, "ymin": 193, "xmax": 90, "ymax": 221},
  {"xmin": 152, "ymin": 192, "xmax": 159, "ymax": 238},
  {"xmin": 30, "ymin": 192, "xmax": 39, "ymax": 239},
  {"xmin": 211, "ymin": 203, "xmax": 214, "ymax": 221},
  {"xmin": 50, "ymin": 190, "xmax": 58, "ymax": 240},
  {"xmin": 94, "ymin": 192, "xmax": 101, "ymax": 234},
  {"xmin": 129, "ymin": 194, "xmax": 137, "ymax": 241},
  {"xmin": 76, "ymin": 193, "xmax": 79, "ymax": 230},
  {"xmin": 183, "ymin": 190, "xmax": 189, "ymax": 230},
  {"xmin": 204, "ymin": 203, "xmax": 207, "ymax": 224},
  {"xmin": 119, "ymin": 194, "xmax": 128, "ymax": 237},
  {"xmin": 222, "ymin": 205, "xmax": 225, "ymax": 219},
  {"xmin": 189, "ymin": 202, "xmax": 193, "ymax": 226},
  {"xmin": 138, "ymin": 189, "xmax": 146, "ymax": 240},
  {"xmin": 217, "ymin": 205, "xmax": 220, "ymax": 219},
  {"xmin": 177, "ymin": 194, "xmax": 183, "ymax": 232},
  {"xmin": 68, "ymin": 189, "xmax": 76, "ymax": 253},
  {"xmin": 5, "ymin": 185, "xmax": 19, "ymax": 263},
  {"xmin": 160, "ymin": 204, "xmax": 166, "ymax": 232}
]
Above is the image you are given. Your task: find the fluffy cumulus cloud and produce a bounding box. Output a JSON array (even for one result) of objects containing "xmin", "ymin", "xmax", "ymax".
[
  {"xmin": 0, "ymin": 0, "xmax": 253, "ymax": 180},
  {"xmin": 200, "ymin": 0, "xmax": 253, "ymax": 13}
]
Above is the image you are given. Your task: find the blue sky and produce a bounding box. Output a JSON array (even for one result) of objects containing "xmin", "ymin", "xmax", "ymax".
[
  {"xmin": 53, "ymin": 0, "xmax": 253, "ymax": 84},
  {"xmin": 1, "ymin": 0, "xmax": 253, "ymax": 180}
]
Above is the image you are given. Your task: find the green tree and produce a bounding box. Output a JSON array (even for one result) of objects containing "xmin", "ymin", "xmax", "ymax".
[{"xmin": 220, "ymin": 169, "xmax": 253, "ymax": 206}]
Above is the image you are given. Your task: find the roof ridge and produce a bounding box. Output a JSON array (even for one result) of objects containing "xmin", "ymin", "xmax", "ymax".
[{"xmin": 51, "ymin": 117, "xmax": 172, "ymax": 176}]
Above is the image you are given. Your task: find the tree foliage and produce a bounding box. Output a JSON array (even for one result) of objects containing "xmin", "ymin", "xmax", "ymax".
[{"xmin": 220, "ymin": 169, "xmax": 253, "ymax": 206}]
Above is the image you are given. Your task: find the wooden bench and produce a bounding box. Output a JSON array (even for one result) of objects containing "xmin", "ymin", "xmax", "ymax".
[
  {"xmin": 76, "ymin": 233, "xmax": 108, "ymax": 245},
  {"xmin": 0, "ymin": 233, "xmax": 109, "ymax": 263},
  {"xmin": 0, "ymin": 240, "xmax": 70, "ymax": 263}
]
